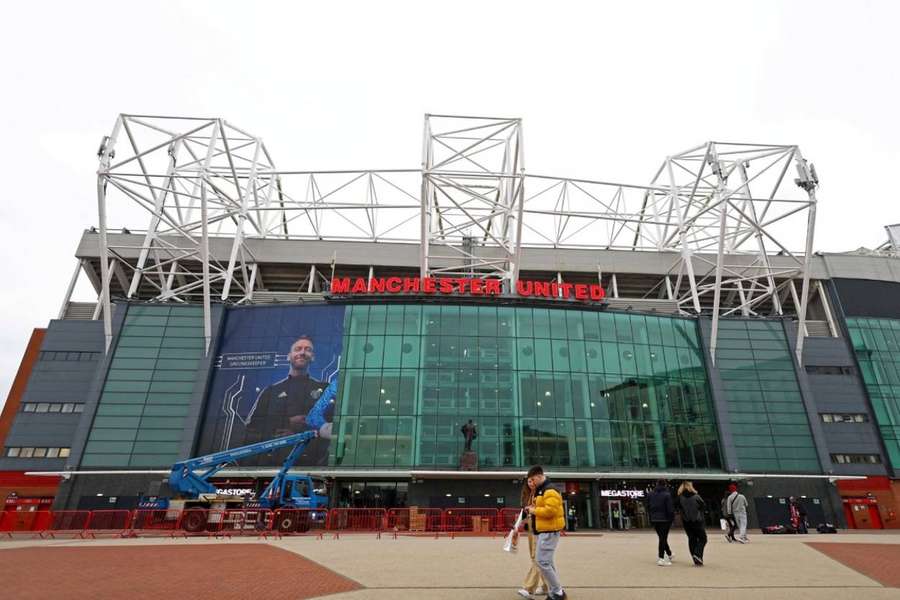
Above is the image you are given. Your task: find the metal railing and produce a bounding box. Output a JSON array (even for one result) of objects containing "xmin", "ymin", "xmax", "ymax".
[{"xmin": 0, "ymin": 507, "xmax": 514, "ymax": 539}]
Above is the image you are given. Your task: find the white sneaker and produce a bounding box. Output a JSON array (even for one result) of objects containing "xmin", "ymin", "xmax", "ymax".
[
  {"xmin": 534, "ymin": 587, "xmax": 547, "ymax": 596},
  {"xmin": 517, "ymin": 589, "xmax": 533, "ymax": 599},
  {"xmin": 667, "ymin": 554, "xmax": 674, "ymax": 562},
  {"xmin": 657, "ymin": 557, "xmax": 672, "ymax": 566}
]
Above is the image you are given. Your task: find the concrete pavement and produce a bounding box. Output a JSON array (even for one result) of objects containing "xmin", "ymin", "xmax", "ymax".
[{"xmin": 2, "ymin": 531, "xmax": 898, "ymax": 599}]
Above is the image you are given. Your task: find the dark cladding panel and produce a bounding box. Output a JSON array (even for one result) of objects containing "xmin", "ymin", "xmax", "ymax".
[{"xmin": 832, "ymin": 278, "xmax": 900, "ymax": 319}]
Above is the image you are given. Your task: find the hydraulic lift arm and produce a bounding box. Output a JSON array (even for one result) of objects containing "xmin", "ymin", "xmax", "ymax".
[{"xmin": 168, "ymin": 430, "xmax": 318, "ymax": 498}]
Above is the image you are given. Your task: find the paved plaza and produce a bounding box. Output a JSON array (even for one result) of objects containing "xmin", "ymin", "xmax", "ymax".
[{"xmin": 1, "ymin": 531, "xmax": 899, "ymax": 599}]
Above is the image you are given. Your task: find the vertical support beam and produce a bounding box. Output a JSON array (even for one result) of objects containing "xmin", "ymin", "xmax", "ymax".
[
  {"xmin": 664, "ymin": 276, "xmax": 674, "ymax": 301},
  {"xmin": 789, "ymin": 279, "xmax": 802, "ymax": 317},
  {"xmin": 96, "ymin": 116, "xmax": 123, "ymax": 351},
  {"xmin": 709, "ymin": 150, "xmax": 728, "ymax": 365},
  {"xmin": 128, "ymin": 138, "xmax": 182, "ymax": 299},
  {"xmin": 817, "ymin": 281, "xmax": 839, "ymax": 338},
  {"xmin": 241, "ymin": 263, "xmax": 259, "ymax": 304},
  {"xmin": 737, "ymin": 162, "xmax": 783, "ymax": 316},
  {"xmin": 307, "ymin": 265, "xmax": 317, "ymax": 294},
  {"xmin": 221, "ymin": 134, "xmax": 261, "ymax": 300},
  {"xmin": 793, "ymin": 150, "xmax": 819, "ymax": 361},
  {"xmin": 611, "ymin": 274, "xmax": 619, "ymax": 298},
  {"xmin": 58, "ymin": 259, "xmax": 85, "ymax": 320},
  {"xmin": 419, "ymin": 116, "xmax": 432, "ymax": 279},
  {"xmin": 795, "ymin": 196, "xmax": 818, "ymax": 362},
  {"xmin": 735, "ymin": 280, "xmax": 750, "ymax": 316},
  {"xmin": 97, "ymin": 175, "xmax": 114, "ymax": 350},
  {"xmin": 510, "ymin": 124, "xmax": 526, "ymax": 289},
  {"xmin": 92, "ymin": 257, "xmax": 115, "ymax": 321},
  {"xmin": 200, "ymin": 180, "xmax": 212, "ymax": 355},
  {"xmin": 368, "ymin": 266, "xmax": 374, "ymax": 287},
  {"xmin": 556, "ymin": 272, "xmax": 563, "ymax": 298}
]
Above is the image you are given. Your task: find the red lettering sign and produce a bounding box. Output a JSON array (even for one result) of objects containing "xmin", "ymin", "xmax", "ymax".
[{"xmin": 329, "ymin": 276, "xmax": 605, "ymax": 304}]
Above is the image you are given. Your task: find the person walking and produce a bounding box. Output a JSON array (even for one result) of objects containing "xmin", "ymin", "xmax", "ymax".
[
  {"xmin": 525, "ymin": 465, "xmax": 566, "ymax": 600},
  {"xmin": 721, "ymin": 485, "xmax": 737, "ymax": 543},
  {"xmin": 726, "ymin": 484, "xmax": 749, "ymax": 543},
  {"xmin": 516, "ymin": 479, "xmax": 547, "ymax": 599},
  {"xmin": 789, "ymin": 497, "xmax": 809, "ymax": 534},
  {"xmin": 648, "ymin": 479, "xmax": 675, "ymax": 566},
  {"xmin": 678, "ymin": 481, "xmax": 708, "ymax": 566}
]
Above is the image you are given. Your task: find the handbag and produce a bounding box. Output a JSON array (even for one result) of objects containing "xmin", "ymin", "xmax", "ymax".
[
  {"xmin": 503, "ymin": 511, "xmax": 525, "ymax": 553},
  {"xmin": 720, "ymin": 518, "xmax": 728, "ymax": 531}
]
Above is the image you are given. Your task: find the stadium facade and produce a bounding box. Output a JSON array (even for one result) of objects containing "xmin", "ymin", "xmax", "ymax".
[{"xmin": 1, "ymin": 114, "xmax": 899, "ymax": 531}]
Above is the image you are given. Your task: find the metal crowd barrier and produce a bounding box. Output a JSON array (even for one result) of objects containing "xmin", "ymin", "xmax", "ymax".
[
  {"xmin": 267, "ymin": 508, "xmax": 329, "ymax": 538},
  {"xmin": 326, "ymin": 508, "xmax": 386, "ymax": 537},
  {"xmin": 442, "ymin": 508, "xmax": 501, "ymax": 535},
  {"xmin": 386, "ymin": 508, "xmax": 443, "ymax": 534},
  {"xmin": 129, "ymin": 509, "xmax": 182, "ymax": 537},
  {"xmin": 0, "ymin": 507, "xmax": 519, "ymax": 539},
  {"xmin": 0, "ymin": 510, "xmax": 53, "ymax": 538},
  {"xmin": 83, "ymin": 510, "xmax": 132, "ymax": 538}
]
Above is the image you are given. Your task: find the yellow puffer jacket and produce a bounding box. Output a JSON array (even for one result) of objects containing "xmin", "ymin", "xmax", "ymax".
[{"xmin": 532, "ymin": 482, "xmax": 565, "ymax": 533}]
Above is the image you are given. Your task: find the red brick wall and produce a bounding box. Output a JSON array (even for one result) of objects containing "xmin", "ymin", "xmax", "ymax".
[
  {"xmin": 838, "ymin": 477, "xmax": 900, "ymax": 529},
  {"xmin": 0, "ymin": 329, "xmax": 45, "ymax": 448}
]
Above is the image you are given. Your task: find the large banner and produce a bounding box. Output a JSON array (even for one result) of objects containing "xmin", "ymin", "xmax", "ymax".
[{"xmin": 197, "ymin": 305, "xmax": 345, "ymax": 466}]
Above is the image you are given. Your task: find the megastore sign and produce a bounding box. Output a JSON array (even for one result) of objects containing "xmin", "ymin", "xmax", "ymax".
[
  {"xmin": 330, "ymin": 276, "xmax": 606, "ymax": 303},
  {"xmin": 600, "ymin": 489, "xmax": 645, "ymax": 499}
]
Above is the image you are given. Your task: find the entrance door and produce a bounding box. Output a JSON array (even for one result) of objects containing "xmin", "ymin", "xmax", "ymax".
[
  {"xmin": 868, "ymin": 504, "xmax": 884, "ymax": 529},
  {"xmin": 608, "ymin": 500, "xmax": 624, "ymax": 529},
  {"xmin": 565, "ymin": 492, "xmax": 593, "ymax": 529}
]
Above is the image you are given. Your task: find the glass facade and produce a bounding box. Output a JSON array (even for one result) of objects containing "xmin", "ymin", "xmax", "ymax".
[
  {"xmin": 714, "ymin": 320, "xmax": 820, "ymax": 473},
  {"xmin": 334, "ymin": 304, "xmax": 721, "ymax": 471},
  {"xmin": 81, "ymin": 305, "xmax": 205, "ymax": 467},
  {"xmin": 847, "ymin": 317, "xmax": 900, "ymax": 467}
]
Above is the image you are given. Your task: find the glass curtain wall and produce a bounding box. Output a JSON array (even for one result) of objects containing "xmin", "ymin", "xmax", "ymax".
[
  {"xmin": 333, "ymin": 304, "xmax": 721, "ymax": 471},
  {"xmin": 713, "ymin": 320, "xmax": 820, "ymax": 473},
  {"xmin": 82, "ymin": 305, "xmax": 205, "ymax": 467},
  {"xmin": 847, "ymin": 317, "xmax": 900, "ymax": 466}
]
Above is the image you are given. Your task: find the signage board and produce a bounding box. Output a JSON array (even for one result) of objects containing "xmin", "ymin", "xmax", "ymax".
[
  {"xmin": 330, "ymin": 276, "xmax": 605, "ymax": 303},
  {"xmin": 600, "ymin": 489, "xmax": 645, "ymax": 499}
]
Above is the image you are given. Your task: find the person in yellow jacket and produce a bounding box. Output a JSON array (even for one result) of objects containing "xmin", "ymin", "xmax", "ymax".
[{"xmin": 525, "ymin": 465, "xmax": 567, "ymax": 600}]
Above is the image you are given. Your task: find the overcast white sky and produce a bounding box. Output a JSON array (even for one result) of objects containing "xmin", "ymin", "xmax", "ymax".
[{"xmin": 0, "ymin": 0, "xmax": 898, "ymax": 409}]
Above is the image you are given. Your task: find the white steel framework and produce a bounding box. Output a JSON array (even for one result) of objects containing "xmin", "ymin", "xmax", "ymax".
[{"xmin": 92, "ymin": 113, "xmax": 820, "ymax": 362}]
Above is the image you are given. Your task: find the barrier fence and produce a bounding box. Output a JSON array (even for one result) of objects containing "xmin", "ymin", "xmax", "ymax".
[{"xmin": 0, "ymin": 507, "xmax": 518, "ymax": 539}]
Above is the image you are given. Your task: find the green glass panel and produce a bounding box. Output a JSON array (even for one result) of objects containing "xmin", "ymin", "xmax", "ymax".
[
  {"xmin": 88, "ymin": 429, "xmax": 137, "ymax": 441},
  {"xmin": 132, "ymin": 441, "xmax": 179, "ymax": 454},
  {"xmin": 96, "ymin": 404, "xmax": 144, "ymax": 417},
  {"xmin": 532, "ymin": 309, "xmax": 551, "ymax": 338},
  {"xmin": 129, "ymin": 454, "xmax": 179, "ymax": 467},
  {"xmin": 81, "ymin": 454, "xmax": 130, "ymax": 467}
]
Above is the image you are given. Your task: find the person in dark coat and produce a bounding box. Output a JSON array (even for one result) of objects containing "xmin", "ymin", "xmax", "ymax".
[
  {"xmin": 677, "ymin": 481, "xmax": 708, "ymax": 566},
  {"xmin": 647, "ymin": 479, "xmax": 675, "ymax": 565}
]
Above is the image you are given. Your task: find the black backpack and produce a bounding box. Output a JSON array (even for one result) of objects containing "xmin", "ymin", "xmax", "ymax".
[{"xmin": 816, "ymin": 523, "xmax": 837, "ymax": 534}]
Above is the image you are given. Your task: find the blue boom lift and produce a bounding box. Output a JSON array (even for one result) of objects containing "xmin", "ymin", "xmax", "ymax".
[{"xmin": 166, "ymin": 429, "xmax": 329, "ymax": 532}]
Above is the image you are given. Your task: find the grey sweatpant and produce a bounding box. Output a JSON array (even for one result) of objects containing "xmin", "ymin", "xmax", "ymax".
[{"xmin": 535, "ymin": 531, "xmax": 563, "ymax": 596}]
